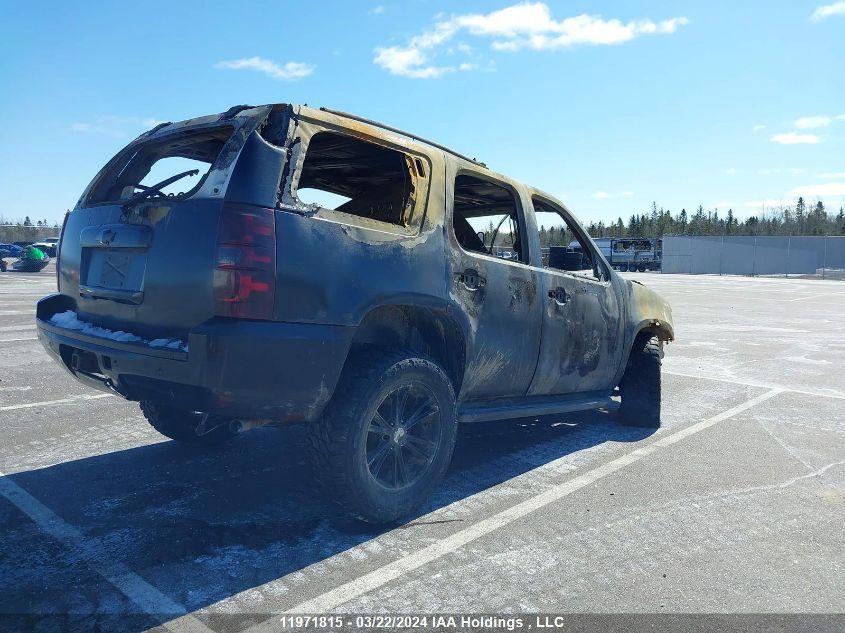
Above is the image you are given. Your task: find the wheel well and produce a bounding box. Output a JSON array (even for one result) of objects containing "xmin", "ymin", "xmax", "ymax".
[
  {"xmin": 349, "ymin": 305, "xmax": 466, "ymax": 392},
  {"xmin": 637, "ymin": 320, "xmax": 673, "ymax": 343}
]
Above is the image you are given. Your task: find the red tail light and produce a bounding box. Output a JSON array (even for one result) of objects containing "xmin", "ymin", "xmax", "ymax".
[{"xmin": 214, "ymin": 204, "xmax": 276, "ymax": 319}]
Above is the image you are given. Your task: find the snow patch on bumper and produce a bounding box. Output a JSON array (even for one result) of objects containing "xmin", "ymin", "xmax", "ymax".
[{"xmin": 49, "ymin": 310, "xmax": 188, "ymax": 352}]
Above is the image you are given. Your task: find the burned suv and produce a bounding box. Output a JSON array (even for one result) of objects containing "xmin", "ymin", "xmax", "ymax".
[{"xmin": 37, "ymin": 104, "xmax": 674, "ymax": 523}]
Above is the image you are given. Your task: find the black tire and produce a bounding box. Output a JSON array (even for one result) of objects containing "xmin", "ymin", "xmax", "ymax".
[
  {"xmin": 619, "ymin": 264, "xmax": 629, "ymax": 272},
  {"xmin": 638, "ymin": 265, "xmax": 648, "ymax": 273},
  {"xmin": 308, "ymin": 350, "xmax": 458, "ymax": 523},
  {"xmin": 139, "ymin": 401, "xmax": 237, "ymax": 446},
  {"xmin": 618, "ymin": 334, "xmax": 662, "ymax": 428}
]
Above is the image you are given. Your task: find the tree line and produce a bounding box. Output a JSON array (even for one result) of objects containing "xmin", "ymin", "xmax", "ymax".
[
  {"xmin": 0, "ymin": 215, "xmax": 62, "ymax": 244},
  {"xmin": 581, "ymin": 198, "xmax": 845, "ymax": 242}
]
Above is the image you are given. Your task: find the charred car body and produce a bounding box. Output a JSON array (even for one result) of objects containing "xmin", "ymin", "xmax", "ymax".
[{"xmin": 36, "ymin": 104, "xmax": 674, "ymax": 522}]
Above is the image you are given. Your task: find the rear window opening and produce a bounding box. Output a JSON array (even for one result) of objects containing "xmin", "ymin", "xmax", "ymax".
[
  {"xmin": 87, "ymin": 126, "xmax": 233, "ymax": 204},
  {"xmin": 294, "ymin": 132, "xmax": 418, "ymax": 227},
  {"xmin": 452, "ymin": 174, "xmax": 527, "ymax": 263}
]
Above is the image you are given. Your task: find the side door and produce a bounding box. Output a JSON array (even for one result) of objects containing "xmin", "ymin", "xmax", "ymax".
[
  {"xmin": 446, "ymin": 164, "xmax": 543, "ymax": 400},
  {"xmin": 528, "ymin": 195, "xmax": 625, "ymax": 396}
]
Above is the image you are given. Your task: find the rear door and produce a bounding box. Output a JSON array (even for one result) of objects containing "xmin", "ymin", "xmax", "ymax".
[
  {"xmin": 446, "ymin": 165, "xmax": 542, "ymax": 399},
  {"xmin": 528, "ymin": 195, "xmax": 625, "ymax": 395}
]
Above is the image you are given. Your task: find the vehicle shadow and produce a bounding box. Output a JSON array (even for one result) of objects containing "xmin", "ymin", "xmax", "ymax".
[{"xmin": 0, "ymin": 407, "xmax": 655, "ymax": 631}]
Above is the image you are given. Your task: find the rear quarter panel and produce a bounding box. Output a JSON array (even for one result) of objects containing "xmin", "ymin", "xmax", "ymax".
[{"xmin": 273, "ymin": 110, "xmax": 450, "ymax": 326}]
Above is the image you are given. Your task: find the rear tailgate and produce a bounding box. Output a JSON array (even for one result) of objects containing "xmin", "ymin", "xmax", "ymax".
[{"xmin": 56, "ymin": 104, "xmax": 285, "ymax": 340}]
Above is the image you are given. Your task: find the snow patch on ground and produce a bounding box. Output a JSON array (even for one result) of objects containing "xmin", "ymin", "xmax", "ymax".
[{"xmin": 49, "ymin": 310, "xmax": 187, "ymax": 352}]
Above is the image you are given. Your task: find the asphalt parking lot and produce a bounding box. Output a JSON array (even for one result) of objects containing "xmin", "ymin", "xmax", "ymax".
[{"xmin": 1, "ymin": 264, "xmax": 843, "ymax": 632}]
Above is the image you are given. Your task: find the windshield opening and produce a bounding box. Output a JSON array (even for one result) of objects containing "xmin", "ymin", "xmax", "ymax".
[{"xmin": 87, "ymin": 126, "xmax": 233, "ymax": 204}]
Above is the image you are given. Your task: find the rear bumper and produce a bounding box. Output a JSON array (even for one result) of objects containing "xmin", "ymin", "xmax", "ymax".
[{"xmin": 36, "ymin": 293, "xmax": 354, "ymax": 421}]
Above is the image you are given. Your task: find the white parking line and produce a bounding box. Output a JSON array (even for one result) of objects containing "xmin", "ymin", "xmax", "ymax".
[
  {"xmin": 0, "ymin": 393, "xmax": 113, "ymax": 411},
  {"xmin": 0, "ymin": 337, "xmax": 38, "ymax": 342},
  {"xmin": 783, "ymin": 292, "xmax": 845, "ymax": 302},
  {"xmin": 0, "ymin": 471, "xmax": 214, "ymax": 633},
  {"xmin": 234, "ymin": 388, "xmax": 783, "ymax": 620},
  {"xmin": 0, "ymin": 324, "xmax": 35, "ymax": 332},
  {"xmin": 0, "ymin": 310, "xmax": 32, "ymax": 315},
  {"xmin": 664, "ymin": 370, "xmax": 845, "ymax": 401}
]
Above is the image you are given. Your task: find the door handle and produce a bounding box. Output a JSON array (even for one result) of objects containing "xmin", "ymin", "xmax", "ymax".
[
  {"xmin": 455, "ymin": 269, "xmax": 485, "ymax": 291},
  {"xmin": 548, "ymin": 287, "xmax": 567, "ymax": 305}
]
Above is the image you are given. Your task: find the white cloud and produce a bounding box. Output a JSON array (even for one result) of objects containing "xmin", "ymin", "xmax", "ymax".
[
  {"xmin": 758, "ymin": 168, "xmax": 780, "ymax": 175},
  {"xmin": 794, "ymin": 115, "xmax": 832, "ymax": 129},
  {"xmin": 770, "ymin": 132, "xmax": 821, "ymax": 144},
  {"xmin": 811, "ymin": 2, "xmax": 845, "ymax": 21},
  {"xmin": 215, "ymin": 57, "xmax": 314, "ymax": 81},
  {"xmin": 456, "ymin": 5, "xmax": 689, "ymax": 51},
  {"xmin": 752, "ymin": 124, "xmax": 766, "ymax": 133},
  {"xmin": 370, "ymin": 5, "xmax": 385, "ymax": 15},
  {"xmin": 725, "ymin": 167, "xmax": 737, "ymax": 174},
  {"xmin": 592, "ymin": 191, "xmax": 610, "ymax": 199},
  {"xmin": 713, "ymin": 201, "xmax": 738, "ymax": 209},
  {"xmin": 374, "ymin": 46, "xmax": 457, "ymax": 78},
  {"xmin": 374, "ymin": 2, "xmax": 688, "ymax": 77},
  {"xmin": 787, "ymin": 182, "xmax": 845, "ymax": 197},
  {"xmin": 790, "ymin": 168, "xmax": 805, "ymax": 175},
  {"xmin": 837, "ymin": 114, "xmax": 845, "ymax": 120},
  {"xmin": 622, "ymin": 191, "xmax": 634, "ymax": 196},
  {"xmin": 819, "ymin": 172, "xmax": 845, "ymax": 178}
]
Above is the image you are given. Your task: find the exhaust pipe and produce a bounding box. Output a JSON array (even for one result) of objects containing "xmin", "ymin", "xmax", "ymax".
[
  {"xmin": 229, "ymin": 418, "xmax": 274, "ymax": 434},
  {"xmin": 195, "ymin": 414, "xmax": 274, "ymax": 436}
]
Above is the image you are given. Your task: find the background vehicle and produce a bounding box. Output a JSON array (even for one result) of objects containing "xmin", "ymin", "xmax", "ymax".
[
  {"xmin": 36, "ymin": 104, "xmax": 673, "ymax": 523},
  {"xmin": 584, "ymin": 238, "xmax": 662, "ymax": 272},
  {"xmin": 0, "ymin": 243, "xmax": 24, "ymax": 258},
  {"xmin": 12, "ymin": 255, "xmax": 50, "ymax": 272},
  {"xmin": 31, "ymin": 238, "xmax": 60, "ymax": 257}
]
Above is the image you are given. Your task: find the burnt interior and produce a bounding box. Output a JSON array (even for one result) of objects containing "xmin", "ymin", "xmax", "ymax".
[
  {"xmin": 452, "ymin": 174, "xmax": 526, "ymax": 262},
  {"xmin": 298, "ymin": 132, "xmax": 415, "ymax": 226}
]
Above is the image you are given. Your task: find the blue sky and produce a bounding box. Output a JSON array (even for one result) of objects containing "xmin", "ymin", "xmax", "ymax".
[{"xmin": 1, "ymin": 1, "xmax": 844, "ymax": 226}]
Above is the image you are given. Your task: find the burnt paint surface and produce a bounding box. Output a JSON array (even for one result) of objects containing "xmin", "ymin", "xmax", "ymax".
[
  {"xmin": 527, "ymin": 271, "xmax": 625, "ymax": 395},
  {"xmin": 443, "ymin": 162, "xmax": 543, "ymax": 400}
]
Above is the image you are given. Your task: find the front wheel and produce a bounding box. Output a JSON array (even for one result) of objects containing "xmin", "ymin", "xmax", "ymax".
[
  {"xmin": 308, "ymin": 351, "xmax": 458, "ymax": 523},
  {"xmin": 618, "ymin": 334, "xmax": 663, "ymax": 428}
]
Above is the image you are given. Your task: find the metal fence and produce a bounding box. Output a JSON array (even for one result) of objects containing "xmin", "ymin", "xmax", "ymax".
[{"xmin": 662, "ymin": 235, "xmax": 845, "ymax": 279}]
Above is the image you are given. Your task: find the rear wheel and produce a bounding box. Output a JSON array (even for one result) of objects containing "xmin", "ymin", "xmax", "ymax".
[
  {"xmin": 618, "ymin": 334, "xmax": 662, "ymax": 428},
  {"xmin": 139, "ymin": 401, "xmax": 237, "ymax": 446},
  {"xmin": 308, "ymin": 350, "xmax": 457, "ymax": 523},
  {"xmin": 619, "ymin": 263, "xmax": 629, "ymax": 272}
]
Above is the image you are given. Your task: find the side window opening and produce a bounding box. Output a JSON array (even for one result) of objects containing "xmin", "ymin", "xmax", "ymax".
[
  {"xmin": 294, "ymin": 132, "xmax": 419, "ymax": 227},
  {"xmin": 533, "ymin": 197, "xmax": 605, "ymax": 281},
  {"xmin": 88, "ymin": 127, "xmax": 232, "ymax": 204},
  {"xmin": 452, "ymin": 174, "xmax": 527, "ymax": 264}
]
